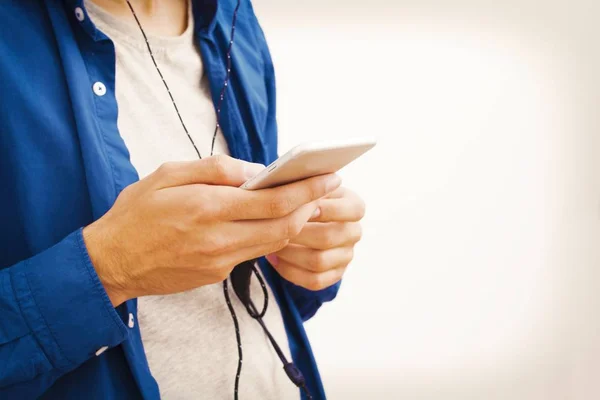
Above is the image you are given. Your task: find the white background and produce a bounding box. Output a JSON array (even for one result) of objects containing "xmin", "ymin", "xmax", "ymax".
[{"xmin": 252, "ymin": 0, "xmax": 600, "ymax": 399}]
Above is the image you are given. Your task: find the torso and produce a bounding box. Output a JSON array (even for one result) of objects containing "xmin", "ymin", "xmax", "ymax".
[{"xmin": 85, "ymin": 2, "xmax": 299, "ymax": 398}]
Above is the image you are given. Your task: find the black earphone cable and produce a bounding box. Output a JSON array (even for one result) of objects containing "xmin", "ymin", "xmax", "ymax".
[
  {"xmin": 222, "ymin": 279, "xmax": 243, "ymax": 400},
  {"xmin": 125, "ymin": 1, "xmax": 311, "ymax": 398},
  {"xmin": 232, "ymin": 262, "xmax": 313, "ymax": 399},
  {"xmin": 125, "ymin": 0, "xmax": 204, "ymax": 159}
]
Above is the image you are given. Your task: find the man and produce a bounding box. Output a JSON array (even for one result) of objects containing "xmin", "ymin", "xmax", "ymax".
[{"xmin": 0, "ymin": 0, "xmax": 365, "ymax": 399}]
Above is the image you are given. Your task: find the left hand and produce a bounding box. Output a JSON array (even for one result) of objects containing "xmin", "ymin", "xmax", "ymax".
[{"xmin": 266, "ymin": 186, "xmax": 365, "ymax": 291}]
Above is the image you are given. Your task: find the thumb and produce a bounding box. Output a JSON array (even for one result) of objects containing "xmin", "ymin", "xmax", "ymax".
[{"xmin": 150, "ymin": 155, "xmax": 265, "ymax": 189}]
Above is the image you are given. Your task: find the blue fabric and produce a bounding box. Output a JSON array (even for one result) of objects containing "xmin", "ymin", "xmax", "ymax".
[{"xmin": 0, "ymin": 0, "xmax": 340, "ymax": 398}]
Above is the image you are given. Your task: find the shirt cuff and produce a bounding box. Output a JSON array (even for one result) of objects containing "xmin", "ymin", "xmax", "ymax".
[
  {"xmin": 10, "ymin": 228, "xmax": 129, "ymax": 371},
  {"xmin": 283, "ymin": 279, "xmax": 342, "ymax": 321}
]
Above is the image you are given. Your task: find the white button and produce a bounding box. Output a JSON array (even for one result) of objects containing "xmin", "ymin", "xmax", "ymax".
[
  {"xmin": 95, "ymin": 346, "xmax": 109, "ymax": 356},
  {"xmin": 92, "ymin": 82, "xmax": 106, "ymax": 97},
  {"xmin": 128, "ymin": 313, "xmax": 135, "ymax": 329},
  {"xmin": 74, "ymin": 7, "xmax": 85, "ymax": 22}
]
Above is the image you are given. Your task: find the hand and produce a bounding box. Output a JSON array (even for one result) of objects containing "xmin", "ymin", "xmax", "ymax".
[
  {"xmin": 266, "ymin": 187, "xmax": 365, "ymax": 291},
  {"xmin": 83, "ymin": 155, "xmax": 342, "ymax": 306}
]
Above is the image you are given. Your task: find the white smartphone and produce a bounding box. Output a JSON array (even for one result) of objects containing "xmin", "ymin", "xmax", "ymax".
[{"xmin": 240, "ymin": 137, "xmax": 377, "ymax": 190}]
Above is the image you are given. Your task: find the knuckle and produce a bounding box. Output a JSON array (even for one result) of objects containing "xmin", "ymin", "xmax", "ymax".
[
  {"xmin": 309, "ymin": 180, "xmax": 326, "ymax": 201},
  {"xmin": 269, "ymin": 195, "xmax": 294, "ymax": 218},
  {"xmin": 356, "ymin": 198, "xmax": 366, "ymax": 219},
  {"xmin": 308, "ymin": 250, "xmax": 329, "ymax": 272},
  {"xmin": 286, "ymin": 215, "xmax": 304, "ymax": 238},
  {"xmin": 319, "ymin": 229, "xmax": 338, "ymax": 249},
  {"xmin": 271, "ymin": 239, "xmax": 289, "ymax": 253},
  {"xmin": 268, "ymin": 220, "xmax": 285, "ymax": 241},
  {"xmin": 348, "ymin": 248, "xmax": 355, "ymax": 263},
  {"xmin": 271, "ymin": 219, "xmax": 288, "ymax": 241},
  {"xmin": 157, "ymin": 161, "xmax": 178, "ymax": 177},
  {"xmin": 209, "ymin": 155, "xmax": 230, "ymax": 180},
  {"xmin": 319, "ymin": 175, "xmax": 334, "ymax": 195},
  {"xmin": 336, "ymin": 186, "xmax": 348, "ymax": 197},
  {"xmin": 353, "ymin": 223, "xmax": 363, "ymax": 242},
  {"xmin": 305, "ymin": 274, "xmax": 327, "ymax": 291},
  {"xmin": 343, "ymin": 247, "xmax": 355, "ymax": 265},
  {"xmin": 201, "ymin": 236, "xmax": 227, "ymax": 256},
  {"xmin": 195, "ymin": 196, "xmax": 221, "ymax": 220},
  {"xmin": 185, "ymin": 192, "xmax": 206, "ymax": 218}
]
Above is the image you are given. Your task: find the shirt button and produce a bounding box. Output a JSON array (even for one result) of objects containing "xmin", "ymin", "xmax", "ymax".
[
  {"xmin": 92, "ymin": 82, "xmax": 106, "ymax": 97},
  {"xmin": 128, "ymin": 313, "xmax": 135, "ymax": 329},
  {"xmin": 74, "ymin": 7, "xmax": 85, "ymax": 22},
  {"xmin": 95, "ymin": 346, "xmax": 109, "ymax": 356}
]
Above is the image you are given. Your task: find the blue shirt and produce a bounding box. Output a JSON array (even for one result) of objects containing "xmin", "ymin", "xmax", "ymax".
[{"xmin": 0, "ymin": 0, "xmax": 340, "ymax": 398}]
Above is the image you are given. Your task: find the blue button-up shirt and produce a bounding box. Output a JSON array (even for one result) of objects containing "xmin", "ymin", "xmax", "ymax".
[{"xmin": 0, "ymin": 1, "xmax": 340, "ymax": 398}]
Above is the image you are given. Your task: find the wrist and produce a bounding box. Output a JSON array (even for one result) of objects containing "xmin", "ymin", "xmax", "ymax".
[{"xmin": 82, "ymin": 221, "xmax": 131, "ymax": 307}]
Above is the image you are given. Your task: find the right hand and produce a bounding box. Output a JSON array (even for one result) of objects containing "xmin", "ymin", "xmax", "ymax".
[{"xmin": 83, "ymin": 155, "xmax": 342, "ymax": 307}]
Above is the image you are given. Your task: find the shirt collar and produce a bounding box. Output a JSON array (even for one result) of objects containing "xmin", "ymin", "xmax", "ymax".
[{"xmin": 62, "ymin": 0, "xmax": 218, "ymax": 41}]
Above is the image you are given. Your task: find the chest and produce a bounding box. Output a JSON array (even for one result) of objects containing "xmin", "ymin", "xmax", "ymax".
[{"xmin": 106, "ymin": 35, "xmax": 232, "ymax": 178}]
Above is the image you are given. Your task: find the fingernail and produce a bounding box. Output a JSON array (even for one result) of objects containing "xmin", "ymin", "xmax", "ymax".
[
  {"xmin": 266, "ymin": 254, "xmax": 279, "ymax": 266},
  {"xmin": 311, "ymin": 207, "xmax": 321, "ymax": 219},
  {"xmin": 326, "ymin": 175, "xmax": 342, "ymax": 192},
  {"xmin": 244, "ymin": 163, "xmax": 265, "ymax": 180}
]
